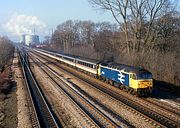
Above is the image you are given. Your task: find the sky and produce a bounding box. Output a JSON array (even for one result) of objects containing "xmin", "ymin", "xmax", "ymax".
[{"xmin": 0, "ymin": 0, "xmax": 116, "ymax": 42}]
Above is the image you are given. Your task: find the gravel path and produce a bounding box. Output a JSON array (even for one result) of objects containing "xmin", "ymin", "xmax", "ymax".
[{"xmin": 0, "ymin": 53, "xmax": 18, "ymax": 128}]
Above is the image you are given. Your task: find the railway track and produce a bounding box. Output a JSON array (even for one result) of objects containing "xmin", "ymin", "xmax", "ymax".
[
  {"xmin": 29, "ymin": 52, "xmax": 131, "ymax": 128},
  {"xmin": 18, "ymin": 49, "xmax": 59, "ymax": 128},
  {"xmin": 145, "ymin": 98, "xmax": 180, "ymax": 116},
  {"xmin": 30, "ymin": 51, "xmax": 161, "ymax": 127},
  {"xmin": 32, "ymin": 49, "xmax": 180, "ymax": 128},
  {"xmin": 28, "ymin": 53, "xmax": 101, "ymax": 127},
  {"xmin": 63, "ymin": 66, "xmax": 180, "ymax": 128},
  {"xmin": 18, "ymin": 51, "xmax": 40, "ymax": 128}
]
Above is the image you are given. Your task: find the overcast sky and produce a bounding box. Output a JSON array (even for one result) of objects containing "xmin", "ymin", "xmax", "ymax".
[{"xmin": 0, "ymin": 0, "xmax": 116, "ymax": 42}]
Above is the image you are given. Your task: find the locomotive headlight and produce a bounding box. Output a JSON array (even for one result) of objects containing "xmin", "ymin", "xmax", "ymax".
[{"xmin": 138, "ymin": 82, "xmax": 142, "ymax": 88}]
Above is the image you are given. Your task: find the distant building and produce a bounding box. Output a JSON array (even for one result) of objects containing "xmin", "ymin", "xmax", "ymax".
[
  {"xmin": 36, "ymin": 44, "xmax": 47, "ymax": 48},
  {"xmin": 20, "ymin": 34, "xmax": 39, "ymax": 46},
  {"xmin": 20, "ymin": 35, "xmax": 26, "ymax": 44}
]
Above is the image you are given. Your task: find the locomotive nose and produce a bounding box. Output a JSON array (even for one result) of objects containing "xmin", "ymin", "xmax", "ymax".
[{"xmin": 138, "ymin": 81, "xmax": 153, "ymax": 88}]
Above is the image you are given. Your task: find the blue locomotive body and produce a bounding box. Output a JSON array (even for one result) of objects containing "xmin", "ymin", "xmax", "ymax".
[{"xmin": 100, "ymin": 66, "xmax": 129, "ymax": 86}]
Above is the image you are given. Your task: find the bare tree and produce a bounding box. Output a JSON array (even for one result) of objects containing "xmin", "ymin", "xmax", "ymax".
[
  {"xmin": 0, "ymin": 36, "xmax": 14, "ymax": 70},
  {"xmin": 52, "ymin": 20, "xmax": 76, "ymax": 52},
  {"xmin": 88, "ymin": 0, "xmax": 169, "ymax": 54},
  {"xmin": 43, "ymin": 36, "xmax": 51, "ymax": 44},
  {"xmin": 93, "ymin": 22, "xmax": 119, "ymax": 60},
  {"xmin": 155, "ymin": 12, "xmax": 180, "ymax": 51},
  {"xmin": 76, "ymin": 21, "xmax": 95, "ymax": 45}
]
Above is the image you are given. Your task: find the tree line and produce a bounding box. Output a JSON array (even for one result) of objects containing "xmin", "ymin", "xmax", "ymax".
[
  {"xmin": 0, "ymin": 36, "xmax": 14, "ymax": 72},
  {"xmin": 43, "ymin": 20, "xmax": 120, "ymax": 59},
  {"xmin": 42, "ymin": 0, "xmax": 179, "ymax": 86}
]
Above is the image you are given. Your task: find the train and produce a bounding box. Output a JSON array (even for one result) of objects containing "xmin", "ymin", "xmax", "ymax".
[{"xmin": 32, "ymin": 48, "xmax": 153, "ymax": 97}]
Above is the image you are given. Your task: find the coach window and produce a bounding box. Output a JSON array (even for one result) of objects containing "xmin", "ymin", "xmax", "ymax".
[{"xmin": 90, "ymin": 64, "xmax": 92, "ymax": 68}]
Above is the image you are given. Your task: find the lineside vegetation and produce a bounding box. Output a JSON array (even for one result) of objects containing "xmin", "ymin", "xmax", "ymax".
[{"xmin": 40, "ymin": 0, "xmax": 179, "ymax": 87}]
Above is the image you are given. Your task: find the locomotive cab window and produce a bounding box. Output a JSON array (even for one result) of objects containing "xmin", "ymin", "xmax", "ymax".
[
  {"xmin": 131, "ymin": 74, "xmax": 137, "ymax": 79},
  {"xmin": 137, "ymin": 72, "xmax": 153, "ymax": 79}
]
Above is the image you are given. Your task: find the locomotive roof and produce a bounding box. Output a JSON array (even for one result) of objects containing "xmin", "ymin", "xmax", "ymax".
[{"xmin": 100, "ymin": 62, "xmax": 147, "ymax": 73}]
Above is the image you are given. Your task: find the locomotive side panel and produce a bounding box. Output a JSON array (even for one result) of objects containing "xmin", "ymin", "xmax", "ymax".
[{"xmin": 100, "ymin": 66, "xmax": 129, "ymax": 86}]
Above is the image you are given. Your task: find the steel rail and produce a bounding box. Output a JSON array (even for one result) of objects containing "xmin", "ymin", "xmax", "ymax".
[{"xmin": 19, "ymin": 49, "xmax": 59, "ymax": 128}]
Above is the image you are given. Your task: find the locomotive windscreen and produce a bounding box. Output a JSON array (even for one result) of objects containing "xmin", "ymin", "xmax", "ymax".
[{"xmin": 137, "ymin": 70, "xmax": 153, "ymax": 79}]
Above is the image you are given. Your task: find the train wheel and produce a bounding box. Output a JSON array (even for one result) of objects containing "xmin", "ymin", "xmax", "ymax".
[
  {"xmin": 132, "ymin": 90, "xmax": 136, "ymax": 95},
  {"xmin": 137, "ymin": 89, "xmax": 142, "ymax": 97},
  {"xmin": 109, "ymin": 80, "xmax": 114, "ymax": 86},
  {"xmin": 114, "ymin": 82, "xmax": 119, "ymax": 87},
  {"xmin": 146, "ymin": 90, "xmax": 150, "ymax": 97},
  {"xmin": 129, "ymin": 89, "xmax": 135, "ymax": 95},
  {"xmin": 124, "ymin": 87, "xmax": 129, "ymax": 92},
  {"xmin": 119, "ymin": 85, "xmax": 123, "ymax": 90}
]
